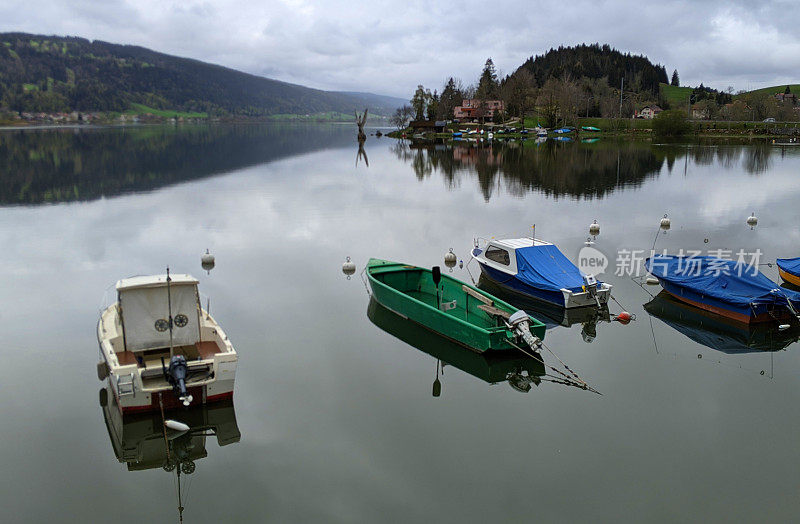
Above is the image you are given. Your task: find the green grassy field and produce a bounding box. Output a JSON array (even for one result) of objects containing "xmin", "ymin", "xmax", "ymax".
[
  {"xmin": 659, "ymin": 83, "xmax": 692, "ymax": 107},
  {"xmin": 126, "ymin": 103, "xmax": 207, "ymax": 118},
  {"xmin": 734, "ymin": 84, "xmax": 800, "ymax": 99}
]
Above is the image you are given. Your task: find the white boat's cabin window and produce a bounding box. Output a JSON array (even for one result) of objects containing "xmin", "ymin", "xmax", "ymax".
[{"xmin": 485, "ymin": 246, "xmax": 510, "ymax": 265}]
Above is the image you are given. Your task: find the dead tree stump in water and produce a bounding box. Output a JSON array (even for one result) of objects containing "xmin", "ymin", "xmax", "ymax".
[{"xmin": 355, "ymin": 108, "xmax": 368, "ymax": 142}]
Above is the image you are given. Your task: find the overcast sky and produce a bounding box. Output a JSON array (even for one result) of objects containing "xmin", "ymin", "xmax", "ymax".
[{"xmin": 1, "ymin": 0, "xmax": 798, "ymax": 99}]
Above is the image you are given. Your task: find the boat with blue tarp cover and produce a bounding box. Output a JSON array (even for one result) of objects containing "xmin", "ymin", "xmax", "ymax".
[
  {"xmin": 776, "ymin": 257, "xmax": 800, "ymax": 287},
  {"xmin": 471, "ymin": 237, "xmax": 611, "ymax": 308},
  {"xmin": 477, "ymin": 274, "xmax": 611, "ymax": 342},
  {"xmin": 645, "ymin": 254, "xmax": 800, "ymax": 324}
]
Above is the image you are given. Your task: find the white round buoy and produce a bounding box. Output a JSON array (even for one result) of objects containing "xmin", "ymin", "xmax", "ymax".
[
  {"xmin": 201, "ymin": 249, "xmax": 215, "ymax": 273},
  {"xmin": 589, "ymin": 219, "xmax": 600, "ymax": 236},
  {"xmin": 646, "ymin": 276, "xmax": 660, "ymax": 285},
  {"xmin": 660, "ymin": 214, "xmax": 671, "ymax": 231},
  {"xmin": 342, "ymin": 256, "xmax": 356, "ymax": 278},
  {"xmin": 747, "ymin": 212, "xmax": 758, "ymax": 228},
  {"xmin": 444, "ymin": 248, "xmax": 457, "ymax": 269}
]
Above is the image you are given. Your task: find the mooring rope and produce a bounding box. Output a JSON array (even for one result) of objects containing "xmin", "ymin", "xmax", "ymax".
[{"xmin": 507, "ymin": 338, "xmax": 601, "ymax": 394}]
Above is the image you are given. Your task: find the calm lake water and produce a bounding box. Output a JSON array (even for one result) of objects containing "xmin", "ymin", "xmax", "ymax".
[{"xmin": 1, "ymin": 124, "xmax": 799, "ymax": 522}]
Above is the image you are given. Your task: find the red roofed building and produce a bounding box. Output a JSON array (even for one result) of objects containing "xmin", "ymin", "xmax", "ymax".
[{"xmin": 454, "ymin": 99, "xmax": 505, "ymax": 122}]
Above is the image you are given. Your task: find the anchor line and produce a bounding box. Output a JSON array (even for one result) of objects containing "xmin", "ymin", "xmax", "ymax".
[
  {"xmin": 507, "ymin": 339, "xmax": 600, "ymax": 394},
  {"xmin": 608, "ymin": 293, "xmax": 635, "ymax": 317},
  {"xmin": 465, "ymin": 257, "xmax": 477, "ymax": 285},
  {"xmin": 630, "ymin": 275, "xmax": 657, "ymax": 299},
  {"xmin": 540, "ymin": 339, "xmax": 594, "ymax": 390},
  {"xmin": 360, "ymin": 267, "xmax": 371, "ymax": 296},
  {"xmin": 648, "ymin": 312, "xmax": 659, "ymax": 355}
]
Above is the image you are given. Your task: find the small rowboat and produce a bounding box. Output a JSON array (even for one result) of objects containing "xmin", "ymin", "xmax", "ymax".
[
  {"xmin": 645, "ymin": 255, "xmax": 800, "ymax": 324},
  {"xmin": 776, "ymin": 258, "xmax": 800, "ymax": 287},
  {"xmin": 366, "ymin": 258, "xmax": 546, "ymax": 353}
]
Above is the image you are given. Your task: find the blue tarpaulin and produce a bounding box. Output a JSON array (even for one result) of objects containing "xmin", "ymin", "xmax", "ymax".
[
  {"xmin": 777, "ymin": 257, "xmax": 800, "ymax": 277},
  {"xmin": 646, "ymin": 255, "xmax": 800, "ymax": 307},
  {"xmin": 515, "ymin": 245, "xmax": 586, "ymax": 292}
]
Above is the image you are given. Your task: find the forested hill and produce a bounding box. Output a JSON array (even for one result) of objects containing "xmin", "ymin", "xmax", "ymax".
[
  {"xmin": 513, "ymin": 44, "xmax": 668, "ymax": 95},
  {"xmin": 0, "ymin": 33, "xmax": 405, "ymax": 116}
]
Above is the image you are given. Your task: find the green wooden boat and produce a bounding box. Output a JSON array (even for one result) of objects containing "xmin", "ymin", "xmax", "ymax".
[{"xmin": 366, "ymin": 258, "xmax": 546, "ymax": 352}]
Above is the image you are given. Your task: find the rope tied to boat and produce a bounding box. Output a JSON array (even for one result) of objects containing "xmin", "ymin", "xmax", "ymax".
[{"xmin": 507, "ymin": 338, "xmax": 601, "ymax": 394}]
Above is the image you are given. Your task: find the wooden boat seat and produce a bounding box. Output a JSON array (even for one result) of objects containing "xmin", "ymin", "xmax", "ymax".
[
  {"xmin": 462, "ymin": 285, "xmax": 493, "ymax": 305},
  {"xmin": 478, "ymin": 304, "xmax": 511, "ymax": 320}
]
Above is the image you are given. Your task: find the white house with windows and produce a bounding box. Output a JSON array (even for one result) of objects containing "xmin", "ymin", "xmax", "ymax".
[{"xmin": 635, "ymin": 105, "xmax": 663, "ymax": 119}]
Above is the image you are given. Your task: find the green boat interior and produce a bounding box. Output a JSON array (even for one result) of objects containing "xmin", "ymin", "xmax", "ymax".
[{"xmin": 370, "ymin": 265, "xmax": 514, "ymax": 330}]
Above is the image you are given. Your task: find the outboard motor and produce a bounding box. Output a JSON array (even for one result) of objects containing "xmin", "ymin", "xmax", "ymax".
[
  {"xmin": 508, "ymin": 310, "xmax": 542, "ymax": 351},
  {"xmin": 583, "ymin": 274, "xmax": 598, "ymax": 296},
  {"xmin": 167, "ymin": 355, "xmax": 193, "ymax": 407}
]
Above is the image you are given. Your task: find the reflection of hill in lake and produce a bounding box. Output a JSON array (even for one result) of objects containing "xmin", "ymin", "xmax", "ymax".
[
  {"xmin": 392, "ymin": 139, "xmax": 782, "ymax": 200},
  {"xmin": 0, "ymin": 124, "xmax": 352, "ymax": 205}
]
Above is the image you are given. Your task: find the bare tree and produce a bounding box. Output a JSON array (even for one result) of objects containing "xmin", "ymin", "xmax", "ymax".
[
  {"xmin": 390, "ymin": 105, "xmax": 414, "ymax": 130},
  {"xmin": 355, "ymin": 108, "xmax": 368, "ymax": 141}
]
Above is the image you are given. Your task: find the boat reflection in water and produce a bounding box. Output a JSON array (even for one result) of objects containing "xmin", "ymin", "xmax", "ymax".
[
  {"xmin": 477, "ymin": 275, "xmax": 611, "ymax": 343},
  {"xmin": 100, "ymin": 385, "xmax": 241, "ymax": 520},
  {"xmin": 367, "ymin": 298, "xmax": 545, "ymax": 395},
  {"xmin": 644, "ymin": 291, "xmax": 800, "ymax": 353}
]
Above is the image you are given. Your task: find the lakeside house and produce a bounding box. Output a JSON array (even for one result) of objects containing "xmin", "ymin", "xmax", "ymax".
[
  {"xmin": 691, "ymin": 105, "xmax": 710, "ymax": 119},
  {"xmin": 454, "ymin": 99, "xmax": 505, "ymax": 122},
  {"xmin": 635, "ymin": 105, "xmax": 663, "ymax": 119}
]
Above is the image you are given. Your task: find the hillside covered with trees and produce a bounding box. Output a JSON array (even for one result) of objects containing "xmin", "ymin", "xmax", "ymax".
[
  {"xmin": 0, "ymin": 33, "xmax": 404, "ymax": 117},
  {"xmin": 396, "ymin": 43, "xmax": 800, "ymax": 129},
  {"xmin": 515, "ymin": 44, "xmax": 668, "ymax": 95}
]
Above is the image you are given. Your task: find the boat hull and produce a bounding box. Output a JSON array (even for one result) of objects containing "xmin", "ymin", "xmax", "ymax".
[
  {"xmin": 645, "ymin": 291, "xmax": 799, "ymax": 353},
  {"xmin": 108, "ymin": 378, "xmax": 235, "ymax": 415},
  {"xmin": 367, "ymin": 298, "xmax": 545, "ymax": 384},
  {"xmin": 478, "ymin": 262, "xmax": 610, "ymax": 308},
  {"xmin": 659, "ymin": 280, "xmax": 788, "ymax": 324},
  {"xmin": 367, "ymin": 259, "xmax": 545, "ymax": 353},
  {"xmin": 779, "ymin": 267, "xmax": 800, "ymax": 288}
]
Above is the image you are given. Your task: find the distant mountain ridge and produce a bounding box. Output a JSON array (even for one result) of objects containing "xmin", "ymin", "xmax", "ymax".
[{"xmin": 0, "ymin": 32, "xmax": 405, "ymax": 116}]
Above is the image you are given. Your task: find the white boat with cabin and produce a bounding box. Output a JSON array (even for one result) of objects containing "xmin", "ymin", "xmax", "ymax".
[
  {"xmin": 97, "ymin": 272, "xmax": 237, "ymax": 414},
  {"xmin": 472, "ymin": 237, "xmax": 611, "ymax": 309}
]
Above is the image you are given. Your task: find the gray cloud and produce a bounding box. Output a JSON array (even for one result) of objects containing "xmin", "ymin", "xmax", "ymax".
[{"xmin": 0, "ymin": 0, "xmax": 797, "ymax": 98}]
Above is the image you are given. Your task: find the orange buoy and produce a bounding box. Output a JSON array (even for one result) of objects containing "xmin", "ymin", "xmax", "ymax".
[{"xmin": 615, "ymin": 311, "xmax": 632, "ymax": 324}]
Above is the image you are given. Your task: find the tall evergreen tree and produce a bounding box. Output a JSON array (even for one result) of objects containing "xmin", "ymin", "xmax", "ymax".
[
  {"xmin": 426, "ymin": 90, "xmax": 439, "ymax": 120},
  {"xmin": 476, "ymin": 58, "xmax": 500, "ymax": 100},
  {"xmin": 437, "ymin": 77, "xmax": 462, "ymax": 119},
  {"xmin": 671, "ymin": 69, "xmax": 679, "ymax": 87}
]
